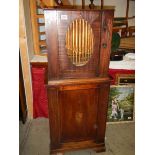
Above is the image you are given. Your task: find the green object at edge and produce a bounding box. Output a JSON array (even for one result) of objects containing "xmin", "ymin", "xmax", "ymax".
[{"xmin": 111, "ymin": 32, "xmax": 121, "ymax": 52}]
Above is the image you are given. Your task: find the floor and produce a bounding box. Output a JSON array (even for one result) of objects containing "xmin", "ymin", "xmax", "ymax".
[{"xmin": 19, "ymin": 118, "xmax": 135, "ymax": 155}]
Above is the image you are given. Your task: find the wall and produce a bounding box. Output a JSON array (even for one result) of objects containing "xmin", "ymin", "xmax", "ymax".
[
  {"xmin": 71, "ymin": 0, "xmax": 135, "ymax": 26},
  {"xmin": 23, "ymin": 0, "xmax": 34, "ymax": 60}
]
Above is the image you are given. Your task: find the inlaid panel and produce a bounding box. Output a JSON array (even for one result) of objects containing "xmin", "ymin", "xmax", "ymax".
[{"xmin": 60, "ymin": 88, "xmax": 98, "ymax": 142}]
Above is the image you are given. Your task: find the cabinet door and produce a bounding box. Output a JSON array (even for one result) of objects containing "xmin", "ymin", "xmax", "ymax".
[
  {"xmin": 47, "ymin": 82, "xmax": 110, "ymax": 148},
  {"xmin": 44, "ymin": 10, "xmax": 102, "ymax": 79},
  {"xmin": 59, "ymin": 87, "xmax": 99, "ymax": 142}
]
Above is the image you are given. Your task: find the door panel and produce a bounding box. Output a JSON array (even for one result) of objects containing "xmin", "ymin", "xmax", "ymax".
[
  {"xmin": 57, "ymin": 10, "xmax": 101, "ymax": 78},
  {"xmin": 60, "ymin": 88, "xmax": 98, "ymax": 142}
]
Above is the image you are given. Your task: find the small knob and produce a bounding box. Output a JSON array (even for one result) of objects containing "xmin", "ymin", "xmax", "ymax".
[{"xmin": 102, "ymin": 43, "xmax": 107, "ymax": 48}]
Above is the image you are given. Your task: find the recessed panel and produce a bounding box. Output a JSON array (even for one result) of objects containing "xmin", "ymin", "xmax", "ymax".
[{"xmin": 60, "ymin": 88, "xmax": 98, "ymax": 142}]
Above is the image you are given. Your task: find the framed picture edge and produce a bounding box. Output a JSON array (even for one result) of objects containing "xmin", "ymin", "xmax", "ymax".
[{"xmin": 107, "ymin": 85, "xmax": 135, "ymax": 123}]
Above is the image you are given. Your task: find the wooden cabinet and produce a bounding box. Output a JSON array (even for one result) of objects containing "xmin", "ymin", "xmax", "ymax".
[{"xmin": 44, "ymin": 7, "xmax": 114, "ymax": 154}]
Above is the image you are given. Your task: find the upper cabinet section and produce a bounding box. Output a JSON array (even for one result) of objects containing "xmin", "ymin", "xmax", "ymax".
[{"xmin": 44, "ymin": 9, "xmax": 114, "ymax": 80}]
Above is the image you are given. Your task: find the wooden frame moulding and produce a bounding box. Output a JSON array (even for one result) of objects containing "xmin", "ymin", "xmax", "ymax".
[
  {"xmin": 20, "ymin": 0, "xmax": 33, "ymax": 118},
  {"xmin": 30, "ymin": 0, "xmax": 40, "ymax": 55}
]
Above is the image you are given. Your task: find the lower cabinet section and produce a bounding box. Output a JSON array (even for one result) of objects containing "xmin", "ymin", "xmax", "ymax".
[{"xmin": 47, "ymin": 78, "xmax": 110, "ymax": 154}]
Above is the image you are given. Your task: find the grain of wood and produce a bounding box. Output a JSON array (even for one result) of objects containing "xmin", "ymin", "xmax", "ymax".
[{"xmin": 19, "ymin": 0, "xmax": 33, "ymax": 118}]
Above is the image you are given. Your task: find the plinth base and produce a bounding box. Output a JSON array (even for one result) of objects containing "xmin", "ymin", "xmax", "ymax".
[{"xmin": 50, "ymin": 140, "xmax": 106, "ymax": 155}]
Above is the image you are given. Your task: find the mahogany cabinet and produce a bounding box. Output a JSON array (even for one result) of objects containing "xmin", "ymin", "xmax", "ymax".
[{"xmin": 44, "ymin": 6, "xmax": 114, "ymax": 154}]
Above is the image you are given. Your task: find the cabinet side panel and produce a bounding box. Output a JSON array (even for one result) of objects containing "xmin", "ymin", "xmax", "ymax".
[
  {"xmin": 96, "ymin": 82, "xmax": 110, "ymax": 142},
  {"xmin": 44, "ymin": 10, "xmax": 59, "ymax": 80},
  {"xmin": 47, "ymin": 87, "xmax": 61, "ymax": 148},
  {"xmin": 99, "ymin": 10, "xmax": 114, "ymax": 77}
]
